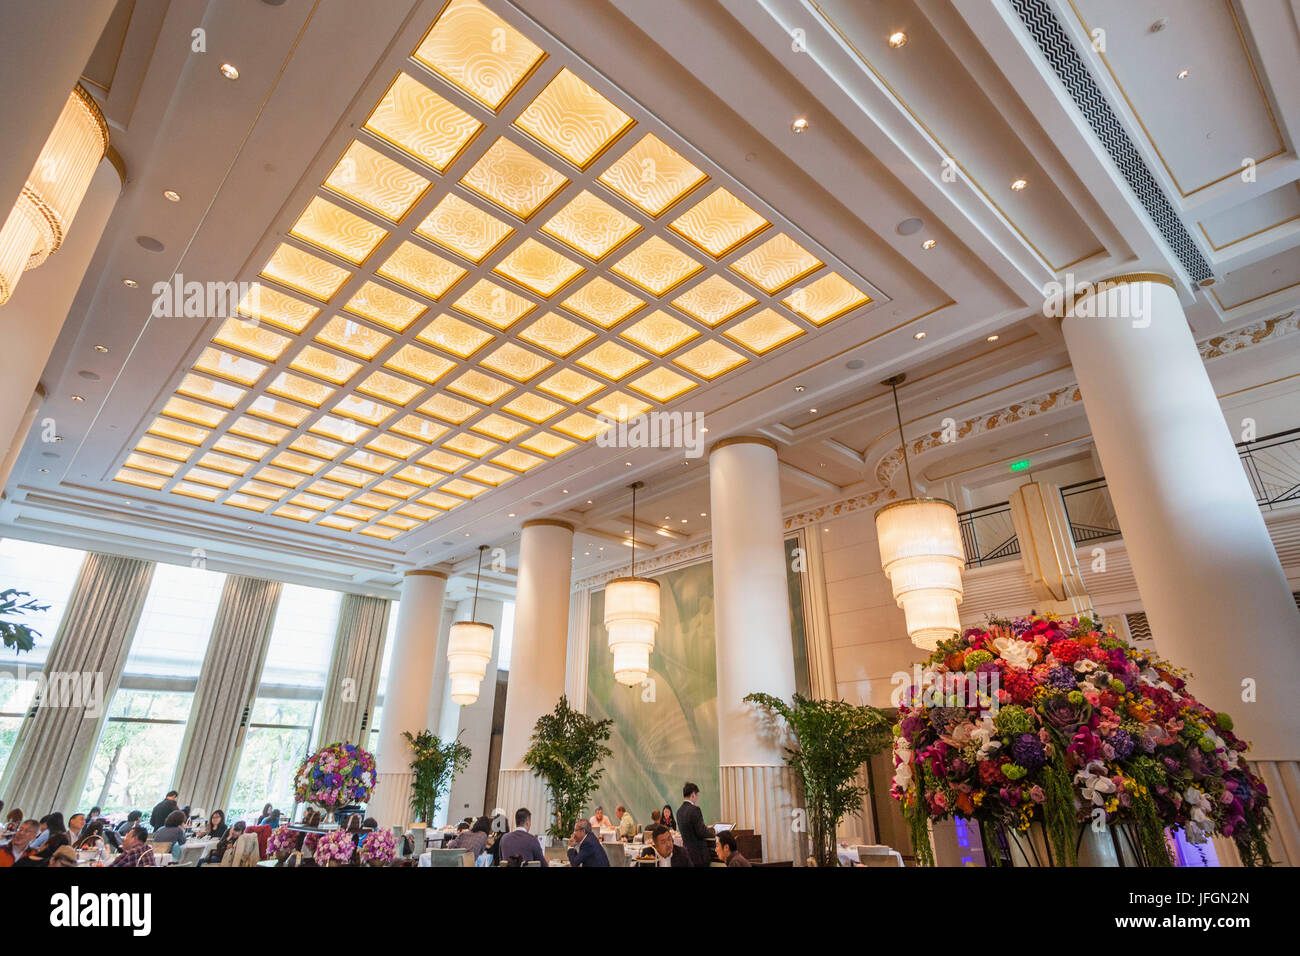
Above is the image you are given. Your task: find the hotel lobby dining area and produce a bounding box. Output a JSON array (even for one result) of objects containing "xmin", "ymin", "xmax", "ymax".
[{"xmin": 2, "ymin": 0, "xmax": 1300, "ymax": 908}]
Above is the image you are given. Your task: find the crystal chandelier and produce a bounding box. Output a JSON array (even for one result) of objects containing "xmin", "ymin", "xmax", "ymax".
[
  {"xmin": 874, "ymin": 374, "xmax": 966, "ymax": 650},
  {"xmin": 0, "ymin": 84, "xmax": 109, "ymax": 305},
  {"xmin": 447, "ymin": 545, "xmax": 494, "ymax": 705},
  {"xmin": 604, "ymin": 481, "xmax": 660, "ymax": 685}
]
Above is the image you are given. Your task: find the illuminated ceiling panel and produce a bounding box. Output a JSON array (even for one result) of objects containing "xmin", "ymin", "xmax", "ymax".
[
  {"xmin": 452, "ymin": 278, "xmax": 535, "ymax": 329},
  {"xmin": 363, "ymin": 72, "xmax": 481, "ymax": 172},
  {"xmin": 561, "ymin": 277, "xmax": 643, "ymax": 328},
  {"xmin": 315, "ymin": 315, "xmax": 392, "ymax": 360},
  {"xmin": 723, "ymin": 307, "xmax": 805, "ymax": 354},
  {"xmin": 519, "ymin": 432, "xmax": 576, "ymax": 457},
  {"xmin": 575, "ymin": 340, "xmax": 649, "ymax": 381},
  {"xmin": 288, "ymin": 346, "xmax": 362, "ymax": 385},
  {"xmin": 479, "ymin": 341, "xmax": 553, "ymax": 382},
  {"xmin": 517, "ymin": 311, "xmax": 594, "ymax": 356},
  {"xmin": 415, "ymin": 192, "xmax": 513, "ymax": 263},
  {"xmin": 213, "ymin": 319, "xmax": 291, "ymax": 362},
  {"xmin": 492, "ymin": 237, "xmax": 583, "ymax": 297},
  {"xmin": 416, "ymin": 312, "xmax": 494, "ymax": 358},
  {"xmin": 289, "ymin": 196, "xmax": 388, "ymax": 265},
  {"xmin": 324, "ymin": 140, "xmax": 430, "ymax": 221},
  {"xmin": 587, "ymin": 391, "xmax": 651, "ymax": 421},
  {"xmin": 260, "ymin": 243, "xmax": 351, "ymax": 302},
  {"xmin": 460, "ymin": 136, "xmax": 567, "ymax": 218},
  {"xmin": 628, "ymin": 366, "xmax": 696, "ymax": 402},
  {"xmin": 541, "ymin": 190, "xmax": 639, "ymax": 260},
  {"xmin": 729, "ymin": 232, "xmax": 822, "ymax": 293},
  {"xmin": 672, "ymin": 339, "xmax": 747, "ymax": 380},
  {"xmin": 513, "ymin": 67, "xmax": 633, "ymax": 168},
  {"xmin": 669, "ymin": 187, "xmax": 768, "ymax": 258},
  {"xmin": 412, "ymin": 0, "xmax": 544, "ymax": 111},
  {"xmin": 619, "ymin": 309, "xmax": 698, "ymax": 355},
  {"xmin": 611, "ymin": 236, "xmax": 702, "ymax": 295},
  {"xmin": 598, "ymin": 133, "xmax": 706, "ymax": 216},
  {"xmin": 552, "ymin": 412, "xmax": 607, "ymax": 441},
  {"xmin": 537, "ymin": 368, "xmax": 603, "ymax": 403},
  {"xmin": 669, "ymin": 274, "xmax": 756, "ymax": 327},
  {"xmin": 782, "ymin": 271, "xmax": 871, "ymax": 325},
  {"xmin": 503, "ymin": 391, "xmax": 563, "ymax": 423},
  {"xmin": 383, "ymin": 343, "xmax": 455, "ymax": 384},
  {"xmin": 471, "ymin": 412, "xmax": 529, "ymax": 442},
  {"xmin": 376, "ymin": 241, "xmax": 466, "ymax": 300},
  {"xmin": 344, "ymin": 281, "xmax": 427, "ymax": 332},
  {"xmin": 445, "ymin": 368, "xmax": 513, "ymax": 403},
  {"xmin": 237, "ymin": 283, "xmax": 319, "ymax": 334}
]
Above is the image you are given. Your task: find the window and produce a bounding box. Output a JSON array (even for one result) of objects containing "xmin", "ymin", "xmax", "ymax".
[
  {"xmin": 366, "ymin": 600, "xmax": 399, "ymax": 755},
  {"xmin": 226, "ymin": 584, "xmax": 341, "ymax": 822},
  {"xmin": 0, "ymin": 538, "xmax": 87, "ymax": 781},
  {"xmin": 78, "ymin": 562, "xmax": 225, "ymax": 815}
]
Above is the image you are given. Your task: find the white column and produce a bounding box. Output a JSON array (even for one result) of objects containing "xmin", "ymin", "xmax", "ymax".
[
  {"xmin": 443, "ymin": 596, "xmax": 503, "ymax": 823},
  {"xmin": 368, "ymin": 570, "xmax": 447, "ymax": 828},
  {"xmin": 1062, "ymin": 274, "xmax": 1300, "ymax": 861},
  {"xmin": 709, "ymin": 437, "xmax": 800, "ymax": 863},
  {"xmin": 496, "ymin": 520, "xmax": 573, "ymax": 833}
]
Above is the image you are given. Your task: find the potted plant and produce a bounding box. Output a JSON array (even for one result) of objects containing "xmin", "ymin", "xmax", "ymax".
[
  {"xmin": 359, "ymin": 828, "xmax": 396, "ymax": 867},
  {"xmin": 401, "ymin": 729, "xmax": 471, "ymax": 827},
  {"xmin": 523, "ymin": 695, "xmax": 613, "ymax": 842},
  {"xmin": 743, "ymin": 692, "xmax": 893, "ymax": 867}
]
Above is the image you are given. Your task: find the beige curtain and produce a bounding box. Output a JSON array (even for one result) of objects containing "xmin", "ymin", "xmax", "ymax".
[
  {"xmin": 172, "ymin": 575, "xmax": 282, "ymax": 814},
  {"xmin": 1255, "ymin": 759, "xmax": 1300, "ymax": 866},
  {"xmin": 317, "ymin": 594, "xmax": 391, "ymax": 747},
  {"xmin": 0, "ymin": 552, "xmax": 154, "ymax": 815}
]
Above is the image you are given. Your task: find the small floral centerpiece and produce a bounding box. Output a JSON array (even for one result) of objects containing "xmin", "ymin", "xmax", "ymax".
[
  {"xmin": 293, "ymin": 741, "xmax": 376, "ymax": 812},
  {"xmin": 359, "ymin": 828, "xmax": 396, "ymax": 866},
  {"xmin": 891, "ymin": 614, "xmax": 1273, "ymax": 866},
  {"xmin": 314, "ymin": 828, "xmax": 356, "ymax": 866},
  {"xmin": 266, "ymin": 825, "xmax": 297, "ymax": 860}
]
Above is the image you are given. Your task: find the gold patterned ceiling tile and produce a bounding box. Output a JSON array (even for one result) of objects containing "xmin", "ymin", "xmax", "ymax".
[
  {"xmin": 183, "ymin": 468, "xmax": 236, "ymax": 490},
  {"xmin": 669, "ymin": 187, "xmax": 768, "ymax": 258},
  {"xmin": 194, "ymin": 347, "xmax": 266, "ymax": 387},
  {"xmin": 376, "ymin": 241, "xmax": 466, "ymax": 300},
  {"xmin": 518, "ymin": 431, "xmax": 576, "ymax": 457},
  {"xmin": 125, "ymin": 452, "xmax": 180, "ymax": 477},
  {"xmin": 552, "ymin": 411, "xmax": 611, "ymax": 441},
  {"xmin": 161, "ymin": 396, "xmax": 224, "ymax": 427},
  {"xmin": 344, "ymin": 281, "xmax": 427, "ymax": 332},
  {"xmin": 237, "ymin": 283, "xmax": 319, "ymax": 333},
  {"xmin": 440, "ymin": 477, "xmax": 490, "ymax": 499},
  {"xmin": 261, "ymin": 243, "xmax": 351, "ymax": 302},
  {"xmin": 374, "ymin": 478, "xmax": 419, "ymax": 499},
  {"xmin": 575, "ymin": 340, "xmax": 649, "ymax": 381},
  {"xmin": 479, "ymin": 341, "xmax": 553, "ymax": 382},
  {"xmin": 366, "ymin": 432, "xmax": 420, "ymax": 459},
  {"xmin": 587, "ymin": 391, "xmax": 651, "ymax": 421},
  {"xmin": 274, "ymin": 504, "xmax": 320, "ymax": 522},
  {"xmin": 627, "ymin": 366, "xmax": 696, "ymax": 403},
  {"xmin": 443, "ymin": 432, "xmax": 499, "ymax": 458},
  {"xmin": 513, "ymin": 67, "xmax": 633, "ymax": 168},
  {"xmin": 415, "ymin": 193, "xmax": 513, "ymax": 263},
  {"xmin": 231, "ymin": 413, "xmax": 290, "ymax": 442},
  {"xmin": 411, "ymin": 0, "xmax": 545, "ymax": 111},
  {"xmin": 598, "ymin": 133, "xmax": 707, "ymax": 216},
  {"xmin": 502, "ymin": 391, "xmax": 563, "ymax": 423},
  {"xmin": 290, "ymin": 434, "xmax": 345, "ymax": 461},
  {"xmin": 459, "ymin": 136, "xmax": 567, "ymax": 219},
  {"xmin": 619, "ymin": 309, "xmax": 698, "ymax": 355},
  {"xmin": 289, "ymin": 196, "xmax": 388, "ymax": 265},
  {"xmin": 291, "ymin": 493, "xmax": 337, "ymax": 511},
  {"xmin": 390, "ymin": 413, "xmax": 450, "ymax": 443},
  {"xmin": 383, "ymin": 343, "xmax": 455, "ymax": 384},
  {"xmin": 173, "ymin": 482, "xmax": 221, "ymax": 502},
  {"xmin": 470, "ymin": 412, "xmax": 529, "ymax": 442},
  {"xmin": 376, "ymin": 514, "xmax": 418, "ymax": 531},
  {"xmin": 610, "ymin": 236, "xmax": 703, "ymax": 296},
  {"xmin": 418, "ymin": 392, "xmax": 478, "ymax": 424},
  {"xmin": 324, "ymin": 140, "xmax": 430, "ymax": 222},
  {"xmin": 310, "ymin": 415, "xmax": 371, "ymax": 444},
  {"xmin": 288, "ymin": 345, "xmax": 362, "ymax": 385},
  {"xmin": 491, "ymin": 448, "xmax": 543, "ymax": 472},
  {"xmin": 357, "ymin": 370, "xmax": 424, "ymax": 406},
  {"xmin": 324, "ymin": 465, "xmax": 369, "ymax": 487},
  {"xmin": 211, "ymin": 321, "xmax": 291, "ymax": 366},
  {"xmin": 560, "ymin": 276, "xmax": 643, "ymax": 328},
  {"xmin": 359, "ymin": 525, "xmax": 402, "ymax": 540},
  {"xmin": 255, "ymin": 465, "xmax": 306, "ymax": 489},
  {"xmin": 670, "ymin": 274, "xmax": 756, "ymax": 327},
  {"xmin": 315, "ymin": 315, "xmax": 392, "ymax": 360},
  {"xmin": 199, "ymin": 452, "xmax": 253, "ymax": 476},
  {"xmin": 395, "ymin": 465, "xmax": 441, "ymax": 487},
  {"xmin": 338, "ymin": 503, "xmax": 380, "ymax": 520},
  {"xmin": 272, "ymin": 451, "xmax": 325, "ymax": 476},
  {"xmin": 445, "ymin": 368, "xmax": 513, "ymax": 403},
  {"xmin": 419, "ymin": 448, "xmax": 471, "ymax": 473},
  {"xmin": 452, "ymin": 278, "xmax": 535, "ymax": 329},
  {"xmin": 397, "ymin": 503, "xmax": 441, "ymax": 520},
  {"xmin": 729, "ymin": 232, "xmax": 822, "ymax": 294},
  {"xmin": 492, "ymin": 237, "xmax": 583, "ymax": 297},
  {"xmin": 224, "ymin": 493, "xmax": 272, "ymax": 513},
  {"xmin": 537, "ymin": 367, "xmax": 602, "ymax": 403},
  {"xmin": 334, "ymin": 394, "xmax": 396, "ymax": 427},
  {"xmin": 177, "ymin": 373, "xmax": 245, "ymax": 408},
  {"xmin": 266, "ymin": 372, "xmax": 335, "ymax": 408},
  {"xmin": 416, "ymin": 312, "xmax": 494, "ymax": 358},
  {"xmin": 364, "ymin": 71, "xmax": 481, "ymax": 172},
  {"xmin": 239, "ymin": 480, "xmax": 289, "ymax": 501},
  {"xmin": 782, "ymin": 270, "xmax": 870, "ymax": 325},
  {"xmin": 114, "ymin": 468, "xmax": 167, "ymax": 490},
  {"xmin": 517, "ymin": 311, "xmax": 594, "ymax": 357},
  {"xmin": 464, "ymin": 464, "xmax": 514, "ymax": 487},
  {"xmin": 213, "ymin": 434, "xmax": 272, "ymax": 461},
  {"xmin": 722, "ymin": 307, "xmax": 805, "ymax": 354},
  {"xmin": 147, "ymin": 418, "xmax": 207, "ymax": 446},
  {"xmin": 419, "ymin": 491, "xmax": 462, "ymax": 510},
  {"xmin": 346, "ymin": 450, "xmax": 396, "ymax": 474},
  {"xmin": 541, "ymin": 190, "xmax": 639, "ymax": 260},
  {"xmin": 672, "ymin": 339, "xmax": 747, "ymax": 379},
  {"xmin": 318, "ymin": 514, "xmax": 360, "ymax": 531}
]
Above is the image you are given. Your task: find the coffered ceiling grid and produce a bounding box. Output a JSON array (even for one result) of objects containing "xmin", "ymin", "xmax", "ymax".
[{"xmin": 112, "ymin": 0, "xmax": 885, "ymax": 547}]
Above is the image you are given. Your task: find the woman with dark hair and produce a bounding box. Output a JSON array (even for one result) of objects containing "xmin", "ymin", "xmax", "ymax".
[
  {"xmin": 448, "ymin": 815, "xmax": 491, "ymax": 858},
  {"xmin": 203, "ymin": 819, "xmax": 245, "ymax": 864},
  {"xmin": 152, "ymin": 810, "xmax": 188, "ymax": 849},
  {"xmin": 74, "ymin": 820, "xmax": 113, "ymax": 863},
  {"xmin": 22, "ymin": 813, "xmax": 69, "ymax": 866},
  {"xmin": 261, "ymin": 808, "xmax": 282, "ymax": 829},
  {"xmin": 200, "ymin": 809, "xmax": 227, "ymax": 841},
  {"xmin": 660, "ymin": 805, "xmax": 676, "ymax": 830},
  {"xmin": 4, "ymin": 808, "xmax": 22, "ymax": 832}
]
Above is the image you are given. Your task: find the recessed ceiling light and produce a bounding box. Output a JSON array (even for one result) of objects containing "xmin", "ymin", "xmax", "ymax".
[
  {"xmin": 71, "ymin": 395, "xmax": 84, "ymax": 402},
  {"xmin": 791, "ymin": 117, "xmax": 809, "ymax": 134},
  {"xmin": 220, "ymin": 63, "xmax": 240, "ymax": 80},
  {"xmin": 93, "ymin": 344, "xmax": 109, "ymax": 353},
  {"xmin": 625, "ymin": 461, "xmax": 632, "ymax": 467},
  {"xmin": 889, "ymin": 31, "xmax": 908, "ymax": 48},
  {"xmin": 809, "ymin": 408, "xmax": 818, "ymax": 414},
  {"xmin": 562, "ymin": 489, "xmax": 569, "ymax": 494},
  {"xmin": 163, "ymin": 189, "xmax": 181, "ymax": 202},
  {"xmin": 699, "ymin": 512, "xmax": 707, "ymax": 517},
  {"xmin": 681, "ymin": 518, "xmax": 688, "ymax": 523},
  {"xmin": 921, "ymin": 238, "xmax": 937, "ymax": 250},
  {"xmin": 39, "ymin": 468, "xmax": 48, "ymax": 473},
  {"xmin": 1010, "ymin": 178, "xmax": 1028, "ymax": 191},
  {"xmin": 1177, "ymin": 69, "xmax": 1189, "ymax": 80},
  {"xmin": 508, "ymin": 512, "xmax": 516, "ymax": 517},
  {"xmin": 987, "ymin": 334, "xmax": 999, "ymax": 342},
  {"xmin": 914, "ymin": 331, "xmax": 927, "ymax": 340},
  {"xmin": 586, "ymin": 499, "xmax": 593, "ymax": 504},
  {"xmin": 122, "ymin": 279, "xmax": 137, "ymax": 288}
]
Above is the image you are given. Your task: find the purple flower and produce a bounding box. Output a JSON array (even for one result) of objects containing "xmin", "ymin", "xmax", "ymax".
[
  {"xmin": 1108, "ymin": 728, "xmax": 1135, "ymax": 760},
  {"xmin": 1012, "ymin": 733, "xmax": 1046, "ymax": 771},
  {"xmin": 1047, "ymin": 666, "xmax": 1076, "ymax": 690}
]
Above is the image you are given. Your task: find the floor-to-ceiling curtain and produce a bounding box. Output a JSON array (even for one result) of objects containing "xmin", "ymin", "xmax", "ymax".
[
  {"xmin": 172, "ymin": 575, "xmax": 281, "ymax": 814},
  {"xmin": 316, "ymin": 594, "xmax": 390, "ymax": 747},
  {"xmin": 0, "ymin": 552, "xmax": 154, "ymax": 816}
]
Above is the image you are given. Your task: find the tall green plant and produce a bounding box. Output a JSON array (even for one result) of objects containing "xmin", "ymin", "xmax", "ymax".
[
  {"xmin": 744, "ymin": 692, "xmax": 892, "ymax": 867},
  {"xmin": 0, "ymin": 588, "xmax": 48, "ymax": 654},
  {"xmin": 402, "ymin": 729, "xmax": 471, "ymax": 825},
  {"xmin": 523, "ymin": 695, "xmax": 613, "ymax": 841}
]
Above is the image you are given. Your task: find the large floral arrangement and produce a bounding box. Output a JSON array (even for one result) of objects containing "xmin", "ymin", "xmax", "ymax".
[
  {"xmin": 891, "ymin": 615, "xmax": 1273, "ymax": 866},
  {"xmin": 293, "ymin": 741, "xmax": 376, "ymax": 811},
  {"xmin": 359, "ymin": 828, "xmax": 396, "ymax": 866},
  {"xmin": 314, "ymin": 828, "xmax": 355, "ymax": 865},
  {"xmin": 266, "ymin": 826, "xmax": 297, "ymax": 857}
]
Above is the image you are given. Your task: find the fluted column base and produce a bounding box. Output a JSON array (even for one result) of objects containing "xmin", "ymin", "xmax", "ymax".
[
  {"xmin": 720, "ymin": 763, "xmax": 802, "ymax": 864},
  {"xmin": 496, "ymin": 768, "xmax": 553, "ymax": 838},
  {"xmin": 367, "ymin": 771, "xmax": 414, "ymax": 830},
  {"xmin": 1255, "ymin": 759, "xmax": 1300, "ymax": 866}
]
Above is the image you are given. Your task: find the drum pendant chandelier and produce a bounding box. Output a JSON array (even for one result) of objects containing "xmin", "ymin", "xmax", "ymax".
[
  {"xmin": 874, "ymin": 374, "xmax": 966, "ymax": 651},
  {"xmin": 447, "ymin": 545, "xmax": 494, "ymax": 705},
  {"xmin": 0, "ymin": 84, "xmax": 109, "ymax": 305},
  {"xmin": 604, "ymin": 481, "xmax": 660, "ymax": 685}
]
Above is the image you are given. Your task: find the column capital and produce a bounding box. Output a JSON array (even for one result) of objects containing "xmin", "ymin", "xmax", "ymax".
[
  {"xmin": 708, "ymin": 435, "xmax": 778, "ymax": 456},
  {"xmin": 520, "ymin": 518, "xmax": 574, "ymax": 532},
  {"xmin": 404, "ymin": 568, "xmax": 447, "ymax": 579},
  {"xmin": 1063, "ymin": 271, "xmax": 1175, "ymax": 318}
]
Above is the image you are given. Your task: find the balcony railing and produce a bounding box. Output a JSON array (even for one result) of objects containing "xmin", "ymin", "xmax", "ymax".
[
  {"xmin": 1239, "ymin": 427, "xmax": 1300, "ymax": 511},
  {"xmin": 957, "ymin": 501, "xmax": 1020, "ymax": 568}
]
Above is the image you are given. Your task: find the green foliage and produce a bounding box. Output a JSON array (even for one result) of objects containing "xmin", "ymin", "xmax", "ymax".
[
  {"xmin": 402, "ymin": 729, "xmax": 471, "ymax": 825},
  {"xmin": 743, "ymin": 691, "xmax": 892, "ymax": 867},
  {"xmin": 0, "ymin": 588, "xmax": 48, "ymax": 654},
  {"xmin": 523, "ymin": 695, "xmax": 613, "ymax": 841}
]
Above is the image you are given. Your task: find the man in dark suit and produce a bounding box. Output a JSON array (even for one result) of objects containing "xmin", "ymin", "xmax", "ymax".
[
  {"xmin": 565, "ymin": 818, "xmax": 610, "ymax": 867},
  {"xmin": 498, "ymin": 808, "xmax": 548, "ymax": 866},
  {"xmin": 677, "ymin": 781, "xmax": 714, "ymax": 867},
  {"xmin": 640, "ymin": 824, "xmax": 692, "ymax": 867},
  {"xmin": 716, "ymin": 830, "xmax": 752, "ymax": 866},
  {"xmin": 149, "ymin": 790, "xmax": 179, "ymax": 830}
]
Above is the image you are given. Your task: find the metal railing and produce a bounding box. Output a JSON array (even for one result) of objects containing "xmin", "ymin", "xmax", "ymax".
[
  {"xmin": 957, "ymin": 501, "xmax": 1020, "ymax": 568},
  {"xmin": 1238, "ymin": 427, "xmax": 1300, "ymax": 511}
]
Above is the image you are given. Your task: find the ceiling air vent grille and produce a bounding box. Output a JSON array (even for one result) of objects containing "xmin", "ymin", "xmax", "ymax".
[
  {"xmin": 1125, "ymin": 611, "xmax": 1153, "ymax": 643},
  {"xmin": 1008, "ymin": 0, "xmax": 1212, "ymax": 284}
]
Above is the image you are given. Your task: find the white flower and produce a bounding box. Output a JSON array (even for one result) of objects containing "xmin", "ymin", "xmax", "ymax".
[
  {"xmin": 992, "ymin": 637, "xmax": 1037, "ymax": 670},
  {"xmin": 969, "ymin": 717, "xmax": 1001, "ymax": 759},
  {"xmin": 1074, "ymin": 760, "xmax": 1117, "ymax": 806}
]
